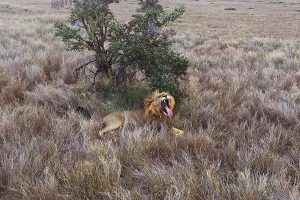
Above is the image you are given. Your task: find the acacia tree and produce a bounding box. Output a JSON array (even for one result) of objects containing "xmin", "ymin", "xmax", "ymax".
[
  {"xmin": 55, "ymin": 0, "xmax": 118, "ymax": 90},
  {"xmin": 55, "ymin": 0, "xmax": 188, "ymax": 97}
]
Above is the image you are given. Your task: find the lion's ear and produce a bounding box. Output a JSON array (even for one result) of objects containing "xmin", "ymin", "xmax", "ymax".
[{"xmin": 152, "ymin": 89, "xmax": 160, "ymax": 96}]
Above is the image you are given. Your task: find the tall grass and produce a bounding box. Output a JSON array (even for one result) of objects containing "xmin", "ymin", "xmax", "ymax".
[{"xmin": 0, "ymin": 1, "xmax": 300, "ymax": 200}]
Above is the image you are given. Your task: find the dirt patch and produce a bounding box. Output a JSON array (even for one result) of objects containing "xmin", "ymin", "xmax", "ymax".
[{"xmin": 0, "ymin": 4, "xmax": 32, "ymax": 14}]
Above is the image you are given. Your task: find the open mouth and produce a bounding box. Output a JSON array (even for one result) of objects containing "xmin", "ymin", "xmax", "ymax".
[{"xmin": 161, "ymin": 98, "xmax": 173, "ymax": 117}]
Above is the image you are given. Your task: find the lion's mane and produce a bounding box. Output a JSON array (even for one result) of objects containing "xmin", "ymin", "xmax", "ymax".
[{"xmin": 144, "ymin": 90, "xmax": 175, "ymax": 117}]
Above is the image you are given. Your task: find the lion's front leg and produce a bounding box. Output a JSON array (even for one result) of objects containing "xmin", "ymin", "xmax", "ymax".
[
  {"xmin": 98, "ymin": 124, "xmax": 119, "ymax": 137},
  {"xmin": 170, "ymin": 127, "xmax": 184, "ymax": 136}
]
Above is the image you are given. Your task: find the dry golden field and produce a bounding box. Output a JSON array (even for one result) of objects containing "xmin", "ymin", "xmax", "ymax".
[{"xmin": 0, "ymin": 0, "xmax": 300, "ymax": 199}]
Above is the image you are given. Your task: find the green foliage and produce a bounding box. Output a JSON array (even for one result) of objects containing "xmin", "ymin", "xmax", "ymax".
[
  {"xmin": 137, "ymin": 0, "xmax": 163, "ymax": 12},
  {"xmin": 108, "ymin": 7, "xmax": 188, "ymax": 98},
  {"xmin": 55, "ymin": 0, "xmax": 188, "ymax": 99},
  {"xmin": 55, "ymin": 0, "xmax": 116, "ymax": 53},
  {"xmin": 55, "ymin": 0, "xmax": 117, "ymax": 90},
  {"xmin": 55, "ymin": 23, "xmax": 84, "ymax": 51}
]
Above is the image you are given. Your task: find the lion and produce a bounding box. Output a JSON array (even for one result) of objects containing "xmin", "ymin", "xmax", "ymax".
[{"xmin": 98, "ymin": 90, "xmax": 184, "ymax": 137}]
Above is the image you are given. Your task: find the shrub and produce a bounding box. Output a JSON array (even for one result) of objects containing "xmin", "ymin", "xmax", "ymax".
[
  {"xmin": 109, "ymin": 7, "xmax": 188, "ymax": 98},
  {"xmin": 55, "ymin": 0, "xmax": 188, "ymax": 99},
  {"xmin": 1, "ymin": 79, "xmax": 26, "ymax": 104},
  {"xmin": 55, "ymin": 0, "xmax": 118, "ymax": 91},
  {"xmin": 137, "ymin": 0, "xmax": 163, "ymax": 12}
]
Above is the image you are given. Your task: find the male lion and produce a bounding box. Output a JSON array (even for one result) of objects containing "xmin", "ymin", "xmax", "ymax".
[{"xmin": 98, "ymin": 90, "xmax": 184, "ymax": 137}]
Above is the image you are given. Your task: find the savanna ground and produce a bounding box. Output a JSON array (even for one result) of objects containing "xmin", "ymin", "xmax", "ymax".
[{"xmin": 0, "ymin": 0, "xmax": 300, "ymax": 199}]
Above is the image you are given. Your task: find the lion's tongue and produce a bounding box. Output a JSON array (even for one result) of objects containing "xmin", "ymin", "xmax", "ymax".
[{"xmin": 165, "ymin": 107, "xmax": 173, "ymax": 117}]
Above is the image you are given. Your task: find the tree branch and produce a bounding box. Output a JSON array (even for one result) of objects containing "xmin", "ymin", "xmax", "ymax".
[
  {"xmin": 73, "ymin": 60, "xmax": 96, "ymax": 75},
  {"xmin": 87, "ymin": 69, "xmax": 101, "ymax": 91}
]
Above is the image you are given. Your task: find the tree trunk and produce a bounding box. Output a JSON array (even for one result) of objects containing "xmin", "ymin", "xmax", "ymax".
[
  {"xmin": 95, "ymin": 55, "xmax": 109, "ymax": 75},
  {"xmin": 113, "ymin": 65, "xmax": 126, "ymax": 89}
]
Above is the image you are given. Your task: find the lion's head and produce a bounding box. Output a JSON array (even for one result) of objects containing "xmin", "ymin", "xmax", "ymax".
[{"xmin": 144, "ymin": 90, "xmax": 175, "ymax": 118}]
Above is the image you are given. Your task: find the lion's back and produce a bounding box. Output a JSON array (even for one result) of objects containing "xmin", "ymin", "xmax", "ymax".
[{"xmin": 102, "ymin": 110, "xmax": 146, "ymax": 126}]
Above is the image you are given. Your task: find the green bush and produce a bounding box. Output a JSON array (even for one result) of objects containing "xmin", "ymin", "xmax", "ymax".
[
  {"xmin": 137, "ymin": 0, "xmax": 163, "ymax": 12},
  {"xmin": 55, "ymin": 0, "xmax": 188, "ymax": 99}
]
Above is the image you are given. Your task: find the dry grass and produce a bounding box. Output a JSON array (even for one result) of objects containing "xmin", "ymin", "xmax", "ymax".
[{"xmin": 0, "ymin": 0, "xmax": 300, "ymax": 199}]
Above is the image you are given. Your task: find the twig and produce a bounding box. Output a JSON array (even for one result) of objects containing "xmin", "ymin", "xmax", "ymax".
[
  {"xmin": 87, "ymin": 69, "xmax": 101, "ymax": 92},
  {"xmin": 73, "ymin": 59, "xmax": 96, "ymax": 75}
]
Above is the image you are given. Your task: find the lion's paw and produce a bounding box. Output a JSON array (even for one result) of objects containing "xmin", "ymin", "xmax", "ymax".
[{"xmin": 171, "ymin": 127, "xmax": 184, "ymax": 136}]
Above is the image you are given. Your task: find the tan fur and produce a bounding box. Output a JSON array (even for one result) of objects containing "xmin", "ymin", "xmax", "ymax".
[{"xmin": 98, "ymin": 90, "xmax": 184, "ymax": 137}]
